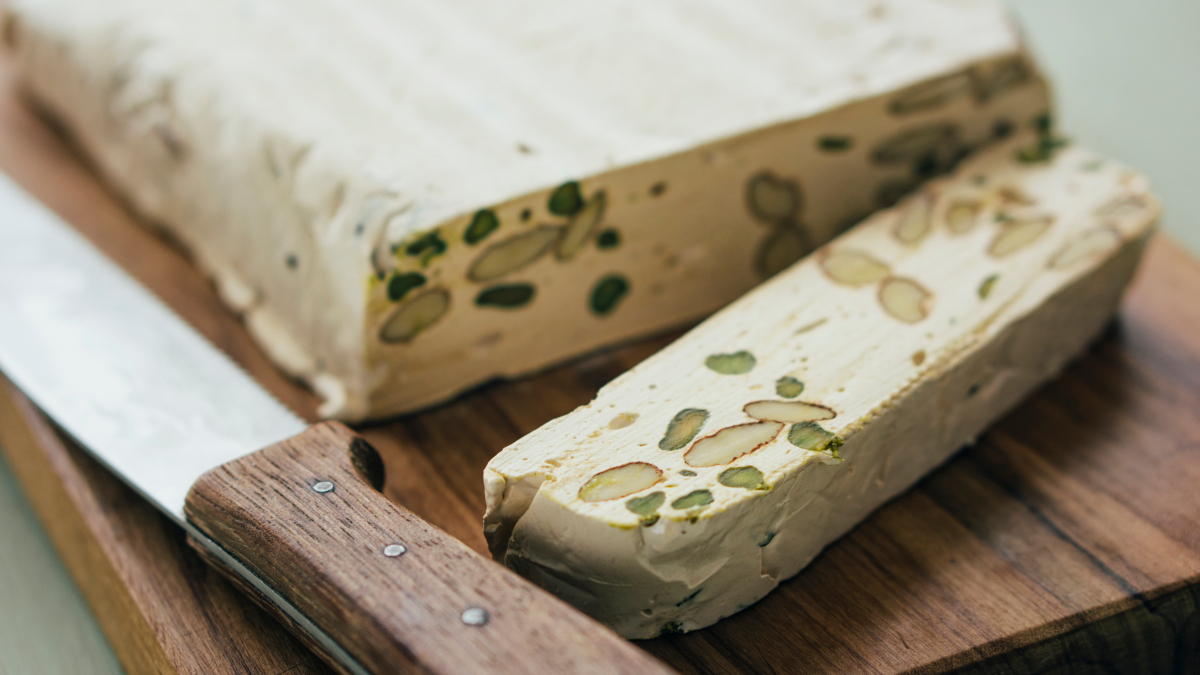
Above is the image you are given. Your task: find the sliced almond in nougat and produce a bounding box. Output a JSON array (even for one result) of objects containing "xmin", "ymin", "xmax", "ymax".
[
  {"xmin": 820, "ymin": 249, "xmax": 891, "ymax": 285},
  {"xmin": 578, "ymin": 463, "xmax": 663, "ymax": 502},
  {"xmin": 484, "ymin": 138, "xmax": 1158, "ymax": 638},
  {"xmin": 556, "ymin": 192, "xmax": 607, "ymax": 261},
  {"xmin": 7, "ymin": 0, "xmax": 1050, "ymax": 420},
  {"xmin": 683, "ymin": 422, "xmax": 784, "ymax": 468},
  {"xmin": 468, "ymin": 227, "xmax": 563, "ymax": 282},
  {"xmin": 743, "ymin": 400, "xmax": 835, "ymax": 423},
  {"xmin": 946, "ymin": 199, "xmax": 983, "ymax": 233},
  {"xmin": 989, "ymin": 216, "xmax": 1055, "ymax": 256},
  {"xmin": 878, "ymin": 277, "xmax": 933, "ymax": 322},
  {"xmin": 893, "ymin": 194, "xmax": 934, "ymax": 244},
  {"xmin": 378, "ymin": 289, "xmax": 451, "ymax": 343}
]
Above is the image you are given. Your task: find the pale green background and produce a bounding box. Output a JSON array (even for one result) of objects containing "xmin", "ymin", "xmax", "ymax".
[
  {"xmin": 0, "ymin": 450, "xmax": 125, "ymax": 675},
  {"xmin": 1009, "ymin": 0, "xmax": 1200, "ymax": 254},
  {"xmin": 1, "ymin": 2, "xmax": 1197, "ymax": 672}
]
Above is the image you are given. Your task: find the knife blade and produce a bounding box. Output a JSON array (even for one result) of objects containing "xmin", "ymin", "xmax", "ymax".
[{"xmin": 0, "ymin": 172, "xmax": 673, "ymax": 675}]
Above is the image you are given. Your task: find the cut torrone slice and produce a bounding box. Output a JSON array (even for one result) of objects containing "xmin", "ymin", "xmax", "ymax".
[
  {"xmin": 483, "ymin": 138, "xmax": 1159, "ymax": 638},
  {"xmin": 6, "ymin": 0, "xmax": 1050, "ymax": 420}
]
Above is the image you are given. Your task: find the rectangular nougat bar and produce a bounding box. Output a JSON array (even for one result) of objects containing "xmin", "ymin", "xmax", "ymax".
[{"xmin": 6, "ymin": 0, "xmax": 1048, "ymax": 419}]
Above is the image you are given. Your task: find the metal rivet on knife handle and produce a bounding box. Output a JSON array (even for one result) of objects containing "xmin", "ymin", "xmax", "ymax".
[
  {"xmin": 184, "ymin": 422, "xmax": 678, "ymax": 673},
  {"xmin": 312, "ymin": 480, "xmax": 335, "ymax": 493},
  {"xmin": 383, "ymin": 543, "xmax": 407, "ymax": 557},
  {"xmin": 461, "ymin": 607, "xmax": 489, "ymax": 626}
]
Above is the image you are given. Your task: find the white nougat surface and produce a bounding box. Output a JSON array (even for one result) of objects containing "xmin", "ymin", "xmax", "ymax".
[
  {"xmin": 7, "ymin": 0, "xmax": 1048, "ymax": 419},
  {"xmin": 483, "ymin": 138, "xmax": 1158, "ymax": 638}
]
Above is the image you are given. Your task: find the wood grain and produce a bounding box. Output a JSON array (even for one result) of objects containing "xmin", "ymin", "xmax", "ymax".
[
  {"xmin": 185, "ymin": 422, "xmax": 675, "ymax": 675},
  {"xmin": 0, "ymin": 40, "xmax": 1198, "ymax": 675}
]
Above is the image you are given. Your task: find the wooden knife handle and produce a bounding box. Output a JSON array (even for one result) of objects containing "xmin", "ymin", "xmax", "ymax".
[{"xmin": 184, "ymin": 422, "xmax": 674, "ymax": 675}]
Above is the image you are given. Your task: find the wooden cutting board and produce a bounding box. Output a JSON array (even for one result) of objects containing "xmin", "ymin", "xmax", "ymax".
[{"xmin": 0, "ymin": 52, "xmax": 1197, "ymax": 674}]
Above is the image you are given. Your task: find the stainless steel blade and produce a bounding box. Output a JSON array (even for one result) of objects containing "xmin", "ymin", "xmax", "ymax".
[{"xmin": 0, "ymin": 172, "xmax": 306, "ymax": 521}]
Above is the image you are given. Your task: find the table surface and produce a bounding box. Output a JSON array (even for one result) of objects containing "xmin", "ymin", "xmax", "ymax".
[{"xmin": 3, "ymin": 2, "xmax": 1200, "ymax": 673}]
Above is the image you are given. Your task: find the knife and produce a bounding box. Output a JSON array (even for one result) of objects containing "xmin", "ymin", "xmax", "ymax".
[{"xmin": 0, "ymin": 172, "xmax": 674, "ymax": 675}]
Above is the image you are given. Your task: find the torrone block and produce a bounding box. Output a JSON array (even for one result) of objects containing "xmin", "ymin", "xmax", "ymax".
[
  {"xmin": 483, "ymin": 137, "xmax": 1159, "ymax": 638},
  {"xmin": 6, "ymin": 0, "xmax": 1048, "ymax": 420}
]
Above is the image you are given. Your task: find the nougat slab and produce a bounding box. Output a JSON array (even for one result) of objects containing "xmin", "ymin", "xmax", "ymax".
[
  {"xmin": 5, "ymin": 0, "xmax": 1047, "ymax": 419},
  {"xmin": 483, "ymin": 137, "xmax": 1159, "ymax": 638}
]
